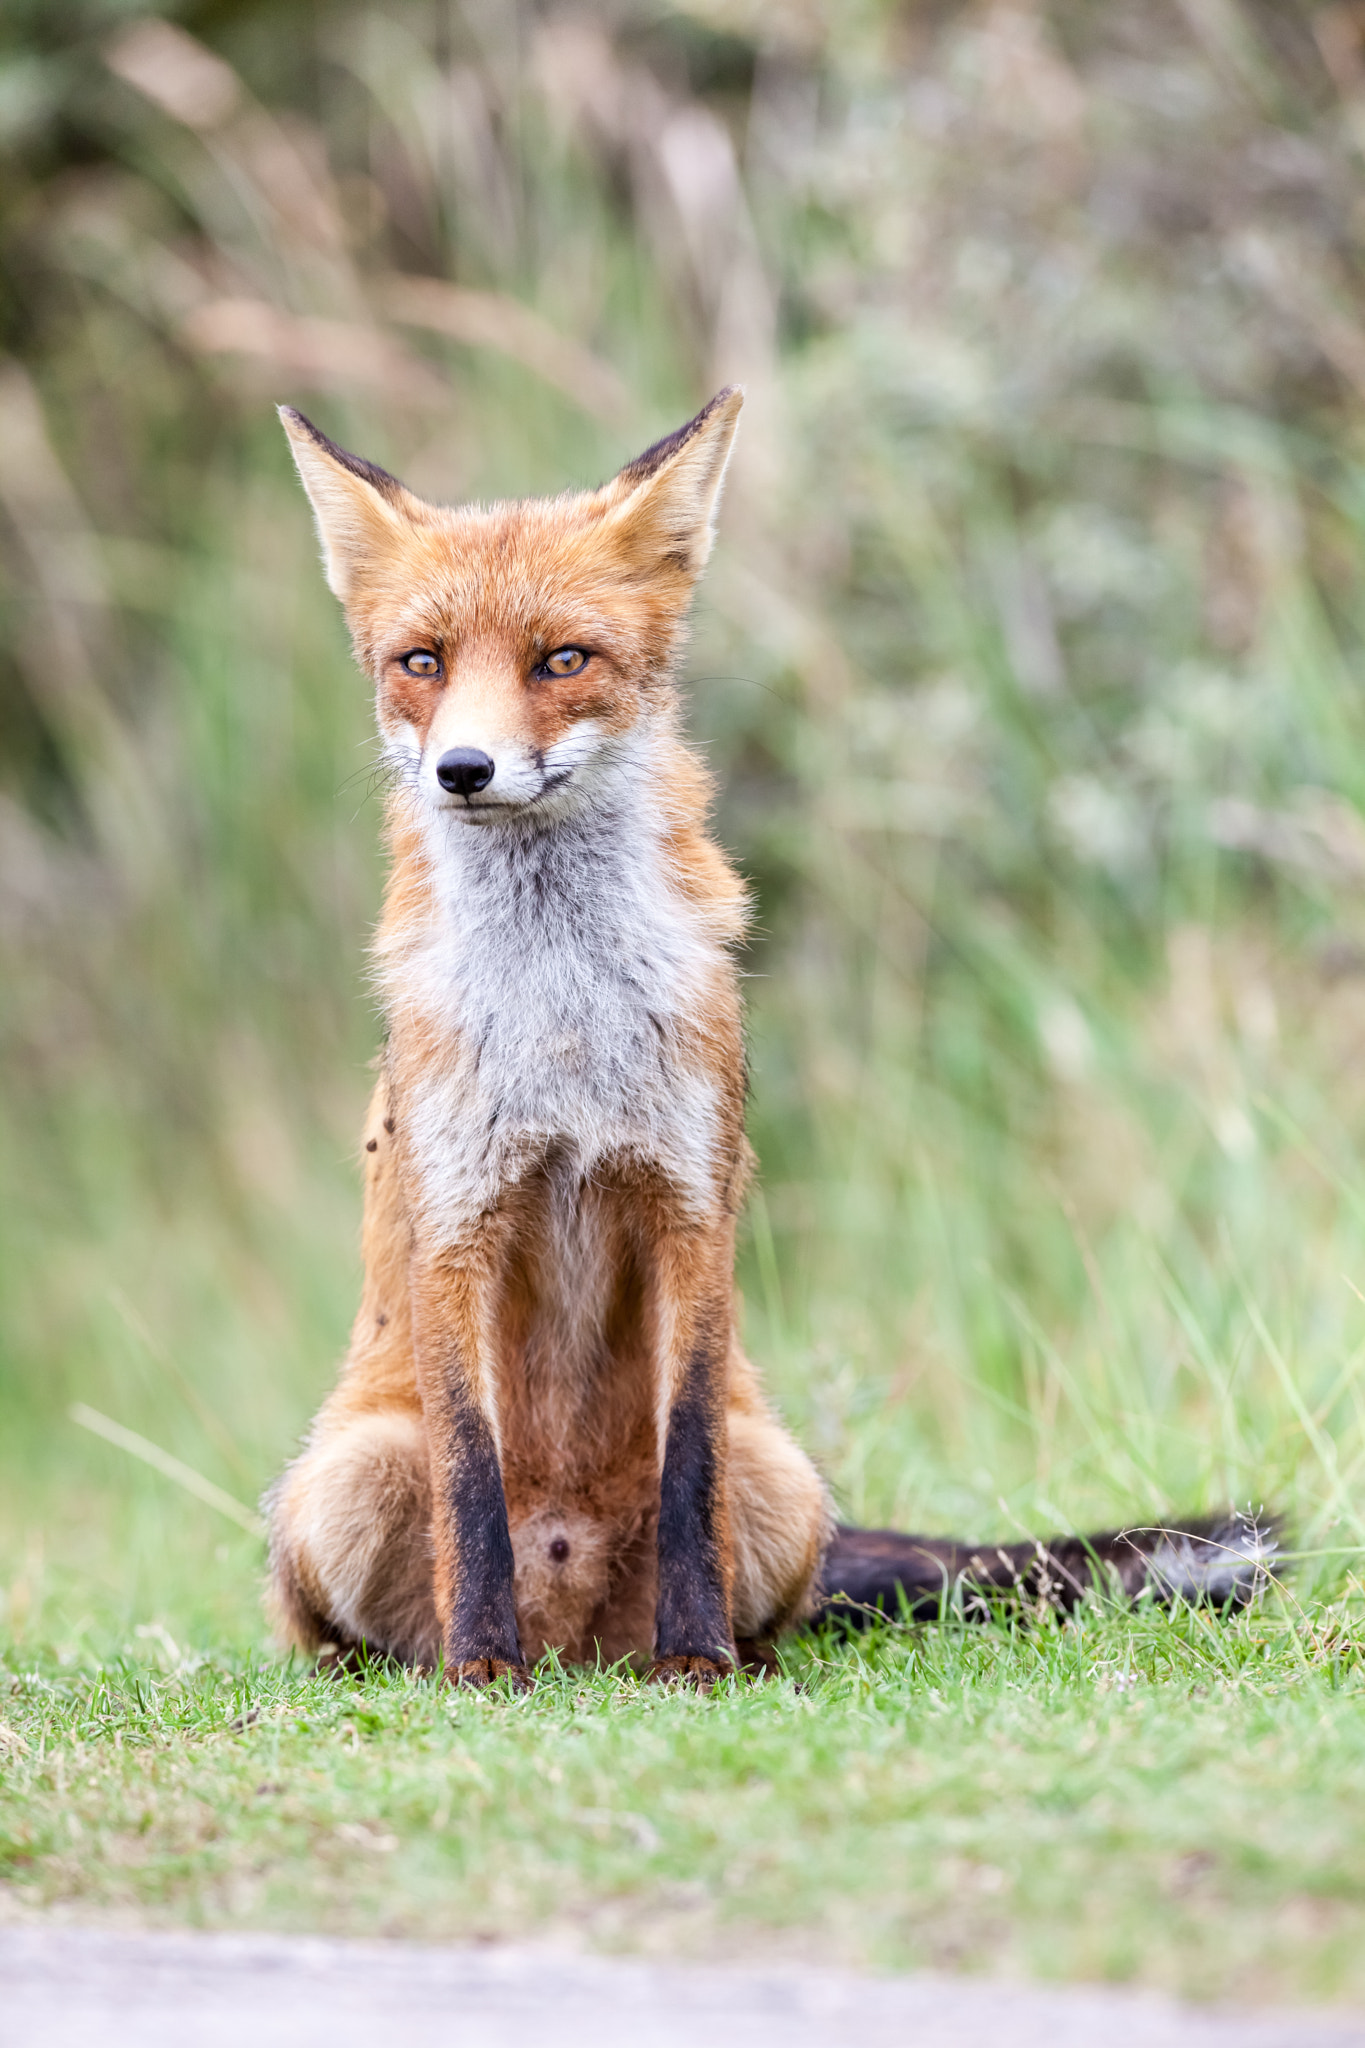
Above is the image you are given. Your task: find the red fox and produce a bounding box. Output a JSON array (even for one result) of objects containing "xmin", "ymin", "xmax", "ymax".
[{"xmin": 266, "ymin": 390, "xmax": 1276, "ymax": 1684}]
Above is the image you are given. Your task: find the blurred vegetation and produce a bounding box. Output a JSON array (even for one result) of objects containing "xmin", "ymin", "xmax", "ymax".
[{"xmin": 6, "ymin": 0, "xmax": 1365, "ymax": 1645}]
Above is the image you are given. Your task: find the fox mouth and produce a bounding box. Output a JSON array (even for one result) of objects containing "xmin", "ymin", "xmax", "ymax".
[{"xmin": 434, "ymin": 770, "xmax": 574, "ymax": 820}]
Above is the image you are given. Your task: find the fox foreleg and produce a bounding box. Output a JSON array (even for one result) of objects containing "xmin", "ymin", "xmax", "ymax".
[
  {"xmin": 650, "ymin": 1242, "xmax": 738, "ymax": 1687},
  {"xmin": 411, "ymin": 1244, "xmax": 528, "ymax": 1689}
]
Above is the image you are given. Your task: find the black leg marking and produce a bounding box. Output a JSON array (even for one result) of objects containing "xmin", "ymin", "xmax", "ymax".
[
  {"xmin": 655, "ymin": 1345, "xmax": 731, "ymax": 1662},
  {"xmin": 446, "ymin": 1385, "xmax": 523, "ymax": 1666}
]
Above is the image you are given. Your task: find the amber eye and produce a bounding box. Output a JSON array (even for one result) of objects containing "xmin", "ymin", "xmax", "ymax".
[
  {"xmin": 539, "ymin": 647, "xmax": 589, "ymax": 679},
  {"xmin": 400, "ymin": 650, "xmax": 441, "ymax": 678}
]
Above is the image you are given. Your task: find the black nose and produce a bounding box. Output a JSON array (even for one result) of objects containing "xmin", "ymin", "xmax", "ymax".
[{"xmin": 436, "ymin": 747, "xmax": 495, "ymax": 798}]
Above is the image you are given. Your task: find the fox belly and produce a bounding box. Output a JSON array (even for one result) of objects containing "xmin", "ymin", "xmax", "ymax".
[{"xmin": 488, "ymin": 1159, "xmax": 663, "ymax": 1663}]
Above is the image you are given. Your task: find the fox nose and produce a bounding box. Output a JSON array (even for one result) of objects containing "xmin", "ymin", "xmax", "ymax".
[{"xmin": 436, "ymin": 747, "xmax": 495, "ymax": 798}]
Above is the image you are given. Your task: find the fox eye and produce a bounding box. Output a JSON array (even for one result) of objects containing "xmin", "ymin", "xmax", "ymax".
[
  {"xmin": 538, "ymin": 647, "xmax": 589, "ymax": 679},
  {"xmin": 400, "ymin": 650, "xmax": 441, "ymax": 678}
]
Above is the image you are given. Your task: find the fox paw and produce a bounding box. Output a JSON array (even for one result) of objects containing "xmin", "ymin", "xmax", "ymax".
[
  {"xmin": 647, "ymin": 1654, "xmax": 735, "ymax": 1691},
  {"xmin": 446, "ymin": 1658, "xmax": 532, "ymax": 1692},
  {"xmin": 734, "ymin": 1637, "xmax": 781, "ymax": 1680}
]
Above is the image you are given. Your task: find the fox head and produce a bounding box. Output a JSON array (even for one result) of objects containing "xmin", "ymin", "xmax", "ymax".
[{"xmin": 280, "ymin": 390, "xmax": 743, "ymax": 826}]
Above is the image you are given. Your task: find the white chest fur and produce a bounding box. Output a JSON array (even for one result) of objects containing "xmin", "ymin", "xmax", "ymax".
[{"xmin": 378, "ymin": 771, "xmax": 724, "ymax": 1242}]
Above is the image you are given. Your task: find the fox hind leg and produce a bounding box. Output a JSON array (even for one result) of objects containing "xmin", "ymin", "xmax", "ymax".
[
  {"xmin": 266, "ymin": 1407, "xmax": 438, "ymax": 1669},
  {"xmin": 726, "ymin": 1401, "xmax": 831, "ymax": 1658},
  {"xmin": 266, "ymin": 1391, "xmax": 830, "ymax": 1677}
]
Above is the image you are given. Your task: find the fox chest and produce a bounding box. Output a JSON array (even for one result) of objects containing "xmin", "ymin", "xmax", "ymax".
[{"xmin": 390, "ymin": 841, "xmax": 723, "ymax": 1237}]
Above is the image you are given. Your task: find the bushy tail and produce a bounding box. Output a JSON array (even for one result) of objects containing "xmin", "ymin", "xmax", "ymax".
[{"xmin": 811, "ymin": 1511, "xmax": 1280, "ymax": 1628}]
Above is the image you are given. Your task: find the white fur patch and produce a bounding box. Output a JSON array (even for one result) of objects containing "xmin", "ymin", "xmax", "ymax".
[{"xmin": 377, "ymin": 722, "xmax": 724, "ymax": 1244}]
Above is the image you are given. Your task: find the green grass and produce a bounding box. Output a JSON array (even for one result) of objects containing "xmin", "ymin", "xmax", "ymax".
[{"xmin": 6, "ymin": 1596, "xmax": 1365, "ymax": 2004}]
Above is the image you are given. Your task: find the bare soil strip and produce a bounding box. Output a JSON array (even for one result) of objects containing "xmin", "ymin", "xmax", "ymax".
[{"xmin": 2, "ymin": 1927, "xmax": 1362, "ymax": 2048}]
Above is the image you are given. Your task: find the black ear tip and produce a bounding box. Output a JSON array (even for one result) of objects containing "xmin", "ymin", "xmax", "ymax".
[
  {"xmin": 701, "ymin": 384, "xmax": 744, "ymax": 419},
  {"xmin": 616, "ymin": 385, "xmax": 745, "ymax": 489},
  {"xmin": 275, "ymin": 411, "xmax": 407, "ymax": 501}
]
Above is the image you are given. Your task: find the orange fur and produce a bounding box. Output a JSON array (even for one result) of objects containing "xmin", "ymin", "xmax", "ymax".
[{"xmin": 266, "ymin": 393, "xmax": 830, "ymax": 1683}]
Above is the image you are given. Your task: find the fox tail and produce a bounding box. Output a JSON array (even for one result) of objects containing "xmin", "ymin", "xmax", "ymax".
[{"xmin": 811, "ymin": 1510, "xmax": 1281, "ymax": 1628}]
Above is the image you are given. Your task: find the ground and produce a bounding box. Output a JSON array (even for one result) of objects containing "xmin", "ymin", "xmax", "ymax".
[{"xmin": 4, "ymin": 1542, "xmax": 1365, "ymax": 2007}]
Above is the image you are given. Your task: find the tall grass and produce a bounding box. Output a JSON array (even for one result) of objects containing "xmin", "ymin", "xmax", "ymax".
[{"xmin": 4, "ymin": 0, "xmax": 1365, "ymax": 1649}]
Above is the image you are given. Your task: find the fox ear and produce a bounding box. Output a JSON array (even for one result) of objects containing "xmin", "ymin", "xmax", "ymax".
[
  {"xmin": 278, "ymin": 407, "xmax": 417, "ymax": 602},
  {"xmin": 605, "ymin": 386, "xmax": 744, "ymax": 576}
]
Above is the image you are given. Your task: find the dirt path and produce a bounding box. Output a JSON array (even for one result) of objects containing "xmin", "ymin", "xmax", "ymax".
[{"xmin": 2, "ymin": 1927, "xmax": 1362, "ymax": 2047}]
